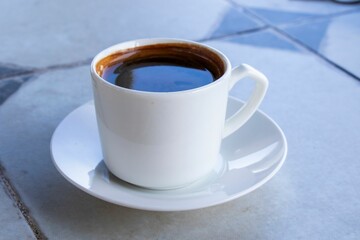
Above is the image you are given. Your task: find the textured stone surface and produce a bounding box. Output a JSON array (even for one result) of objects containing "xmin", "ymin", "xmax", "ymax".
[
  {"xmin": 0, "ymin": 76, "xmax": 34, "ymax": 105},
  {"xmin": 1, "ymin": 0, "xmax": 360, "ymax": 239},
  {"xmin": 0, "ymin": 64, "xmax": 33, "ymax": 79},
  {"xmin": 232, "ymin": 0, "xmax": 360, "ymax": 25},
  {"xmin": 0, "ymin": 0, "xmax": 262, "ymax": 69},
  {"xmin": 0, "ymin": 28, "xmax": 359, "ymax": 239},
  {"xmin": 0, "ymin": 183, "xmax": 35, "ymax": 239},
  {"xmin": 0, "ymin": 79, "xmax": 23, "ymax": 105},
  {"xmin": 282, "ymin": 11, "xmax": 360, "ymax": 78}
]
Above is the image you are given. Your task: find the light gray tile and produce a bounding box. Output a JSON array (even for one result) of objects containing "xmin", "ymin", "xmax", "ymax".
[
  {"xmin": 0, "ymin": 75, "xmax": 34, "ymax": 105},
  {"xmin": 206, "ymin": 30, "xmax": 360, "ymax": 239},
  {"xmin": 232, "ymin": 0, "xmax": 360, "ymax": 25},
  {"xmin": 0, "ymin": 29, "xmax": 359, "ymax": 239},
  {"xmin": 282, "ymin": 11, "xmax": 360, "ymax": 78},
  {"xmin": 0, "ymin": 183, "xmax": 35, "ymax": 239},
  {"xmin": 0, "ymin": 0, "xmax": 262, "ymax": 69},
  {"xmin": 0, "ymin": 64, "xmax": 33, "ymax": 79}
]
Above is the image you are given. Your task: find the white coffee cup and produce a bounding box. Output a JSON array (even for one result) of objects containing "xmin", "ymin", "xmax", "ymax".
[{"xmin": 90, "ymin": 38, "xmax": 268, "ymax": 189}]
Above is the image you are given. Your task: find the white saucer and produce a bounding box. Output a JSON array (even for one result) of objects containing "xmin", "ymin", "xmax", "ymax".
[{"xmin": 51, "ymin": 97, "xmax": 287, "ymax": 211}]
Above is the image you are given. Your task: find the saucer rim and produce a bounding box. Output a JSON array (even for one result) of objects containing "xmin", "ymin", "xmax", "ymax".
[{"xmin": 50, "ymin": 96, "xmax": 288, "ymax": 211}]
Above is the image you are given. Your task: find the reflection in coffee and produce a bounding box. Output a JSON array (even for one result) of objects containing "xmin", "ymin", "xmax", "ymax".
[{"xmin": 96, "ymin": 43, "xmax": 224, "ymax": 92}]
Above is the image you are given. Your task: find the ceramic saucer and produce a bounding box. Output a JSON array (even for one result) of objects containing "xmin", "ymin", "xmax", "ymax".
[{"xmin": 51, "ymin": 97, "xmax": 287, "ymax": 211}]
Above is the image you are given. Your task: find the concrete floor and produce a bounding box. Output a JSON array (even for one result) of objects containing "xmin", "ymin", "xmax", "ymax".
[{"xmin": 0, "ymin": 0, "xmax": 359, "ymax": 239}]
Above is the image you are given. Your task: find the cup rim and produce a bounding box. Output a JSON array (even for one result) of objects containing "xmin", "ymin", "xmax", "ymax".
[{"xmin": 90, "ymin": 38, "xmax": 232, "ymax": 95}]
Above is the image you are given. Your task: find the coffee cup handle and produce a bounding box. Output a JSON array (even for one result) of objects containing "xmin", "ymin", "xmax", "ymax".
[{"xmin": 223, "ymin": 64, "xmax": 269, "ymax": 138}]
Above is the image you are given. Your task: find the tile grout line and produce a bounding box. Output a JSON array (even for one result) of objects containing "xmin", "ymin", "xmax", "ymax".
[
  {"xmin": 275, "ymin": 7, "xmax": 360, "ymax": 29},
  {"xmin": 0, "ymin": 165, "xmax": 47, "ymax": 240},
  {"xmin": 0, "ymin": 59, "xmax": 92, "ymax": 106},
  {"xmin": 226, "ymin": 0, "xmax": 360, "ymax": 81},
  {"xmin": 0, "ymin": 70, "xmax": 35, "ymax": 82},
  {"xmin": 1, "ymin": 1, "xmax": 359, "ymax": 83},
  {"xmin": 226, "ymin": 0, "xmax": 360, "ymax": 27},
  {"xmin": 270, "ymin": 26, "xmax": 360, "ymax": 81},
  {"xmin": 0, "ymin": 58, "xmax": 92, "ymax": 81},
  {"xmin": 197, "ymin": 26, "xmax": 269, "ymax": 42},
  {"xmin": 0, "ymin": 27, "xmax": 268, "ymax": 82}
]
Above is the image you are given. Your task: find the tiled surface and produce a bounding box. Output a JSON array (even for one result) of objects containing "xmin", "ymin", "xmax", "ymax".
[
  {"xmin": 0, "ymin": 64, "xmax": 33, "ymax": 79},
  {"xmin": 0, "ymin": 183, "xmax": 35, "ymax": 239},
  {"xmin": 1, "ymin": 0, "xmax": 360, "ymax": 239},
  {"xmin": 232, "ymin": 0, "xmax": 360, "ymax": 25},
  {"xmin": 1, "ymin": 29, "xmax": 360, "ymax": 239},
  {"xmin": 0, "ymin": 0, "xmax": 262, "ymax": 69},
  {"xmin": 282, "ymin": 11, "xmax": 360, "ymax": 77},
  {"xmin": 0, "ymin": 76, "xmax": 34, "ymax": 105}
]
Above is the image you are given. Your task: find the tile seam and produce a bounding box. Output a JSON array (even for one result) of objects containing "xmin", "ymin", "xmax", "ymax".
[
  {"xmin": 0, "ymin": 165, "xmax": 47, "ymax": 240},
  {"xmin": 270, "ymin": 26, "xmax": 360, "ymax": 81},
  {"xmin": 197, "ymin": 26, "xmax": 269, "ymax": 42},
  {"xmin": 227, "ymin": 1, "xmax": 360, "ymax": 81}
]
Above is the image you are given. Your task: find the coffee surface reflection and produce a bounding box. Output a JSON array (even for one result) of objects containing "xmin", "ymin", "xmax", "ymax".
[{"xmin": 96, "ymin": 43, "xmax": 224, "ymax": 92}]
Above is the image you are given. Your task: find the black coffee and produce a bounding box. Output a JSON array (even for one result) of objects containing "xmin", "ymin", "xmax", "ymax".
[
  {"xmin": 96, "ymin": 43, "xmax": 224, "ymax": 92},
  {"xmin": 102, "ymin": 57, "xmax": 214, "ymax": 92}
]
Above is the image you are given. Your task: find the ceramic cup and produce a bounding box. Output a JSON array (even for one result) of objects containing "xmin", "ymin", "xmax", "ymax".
[{"xmin": 90, "ymin": 38, "xmax": 268, "ymax": 189}]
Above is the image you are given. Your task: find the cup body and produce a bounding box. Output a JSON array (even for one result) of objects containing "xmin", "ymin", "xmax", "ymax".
[{"xmin": 91, "ymin": 38, "xmax": 232, "ymax": 189}]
